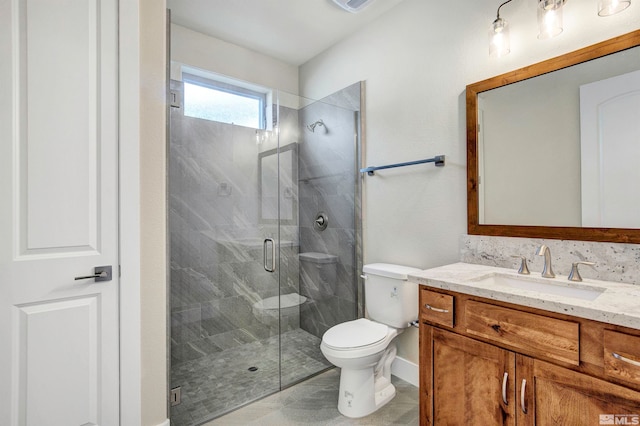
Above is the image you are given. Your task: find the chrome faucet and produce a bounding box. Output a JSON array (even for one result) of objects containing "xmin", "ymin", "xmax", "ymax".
[{"xmin": 536, "ymin": 245, "xmax": 555, "ymax": 278}]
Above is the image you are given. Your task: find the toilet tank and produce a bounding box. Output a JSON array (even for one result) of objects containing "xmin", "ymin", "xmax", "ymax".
[{"xmin": 363, "ymin": 263, "xmax": 422, "ymax": 328}]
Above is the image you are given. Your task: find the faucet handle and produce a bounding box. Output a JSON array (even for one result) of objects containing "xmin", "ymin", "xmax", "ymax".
[
  {"xmin": 510, "ymin": 255, "xmax": 530, "ymax": 275},
  {"xmin": 568, "ymin": 261, "xmax": 596, "ymax": 282}
]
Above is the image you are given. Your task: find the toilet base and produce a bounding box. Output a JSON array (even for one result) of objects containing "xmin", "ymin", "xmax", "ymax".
[{"xmin": 336, "ymin": 345, "xmax": 397, "ymax": 418}]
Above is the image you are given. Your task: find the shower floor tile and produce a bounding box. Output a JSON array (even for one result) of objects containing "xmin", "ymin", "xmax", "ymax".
[{"xmin": 170, "ymin": 328, "xmax": 332, "ymax": 426}]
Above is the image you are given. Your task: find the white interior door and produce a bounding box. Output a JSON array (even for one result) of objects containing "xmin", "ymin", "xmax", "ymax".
[
  {"xmin": 0, "ymin": 0, "xmax": 120, "ymax": 425},
  {"xmin": 580, "ymin": 69, "xmax": 640, "ymax": 228}
]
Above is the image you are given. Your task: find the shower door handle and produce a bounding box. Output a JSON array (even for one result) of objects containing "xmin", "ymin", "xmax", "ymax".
[{"xmin": 263, "ymin": 238, "xmax": 275, "ymax": 272}]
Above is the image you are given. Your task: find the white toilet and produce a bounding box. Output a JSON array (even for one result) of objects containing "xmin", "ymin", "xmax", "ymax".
[{"xmin": 320, "ymin": 263, "xmax": 421, "ymax": 418}]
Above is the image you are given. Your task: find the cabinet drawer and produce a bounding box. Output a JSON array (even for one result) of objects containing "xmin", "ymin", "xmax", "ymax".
[
  {"xmin": 465, "ymin": 300, "xmax": 580, "ymax": 366},
  {"xmin": 420, "ymin": 289, "xmax": 454, "ymax": 328},
  {"xmin": 604, "ymin": 330, "xmax": 640, "ymax": 386}
]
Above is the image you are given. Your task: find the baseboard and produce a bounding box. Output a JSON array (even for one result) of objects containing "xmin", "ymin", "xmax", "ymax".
[
  {"xmin": 156, "ymin": 419, "xmax": 171, "ymax": 426},
  {"xmin": 391, "ymin": 356, "xmax": 419, "ymax": 387}
]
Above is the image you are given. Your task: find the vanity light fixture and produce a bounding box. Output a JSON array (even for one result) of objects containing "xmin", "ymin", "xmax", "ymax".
[
  {"xmin": 489, "ymin": 0, "xmax": 513, "ymax": 58},
  {"xmin": 489, "ymin": 0, "xmax": 631, "ymax": 57},
  {"xmin": 598, "ymin": 0, "xmax": 631, "ymax": 16},
  {"xmin": 537, "ymin": 0, "xmax": 564, "ymax": 39}
]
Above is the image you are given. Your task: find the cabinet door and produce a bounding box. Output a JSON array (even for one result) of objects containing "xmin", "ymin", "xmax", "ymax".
[
  {"xmin": 421, "ymin": 326, "xmax": 516, "ymax": 425},
  {"xmin": 524, "ymin": 359, "xmax": 640, "ymax": 425}
]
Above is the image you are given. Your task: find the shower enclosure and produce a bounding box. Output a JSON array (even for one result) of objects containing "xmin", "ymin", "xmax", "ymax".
[{"xmin": 168, "ymin": 80, "xmax": 363, "ymax": 425}]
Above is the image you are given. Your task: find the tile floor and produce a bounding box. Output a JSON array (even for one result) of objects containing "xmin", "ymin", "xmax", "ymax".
[
  {"xmin": 204, "ymin": 368, "xmax": 420, "ymax": 426},
  {"xmin": 170, "ymin": 328, "xmax": 333, "ymax": 426}
]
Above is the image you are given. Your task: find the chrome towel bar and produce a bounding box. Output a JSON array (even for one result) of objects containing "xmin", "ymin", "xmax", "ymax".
[{"xmin": 360, "ymin": 155, "xmax": 445, "ymax": 176}]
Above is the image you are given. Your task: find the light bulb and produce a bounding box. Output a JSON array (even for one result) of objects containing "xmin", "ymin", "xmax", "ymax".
[
  {"xmin": 489, "ymin": 17, "xmax": 510, "ymax": 58},
  {"xmin": 538, "ymin": 0, "xmax": 563, "ymax": 39}
]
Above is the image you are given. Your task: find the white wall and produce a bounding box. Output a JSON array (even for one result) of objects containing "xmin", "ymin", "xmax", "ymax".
[
  {"xmin": 170, "ymin": 24, "xmax": 299, "ymax": 95},
  {"xmin": 299, "ymin": 0, "xmax": 640, "ymax": 363},
  {"xmin": 141, "ymin": 1, "xmax": 168, "ymax": 425},
  {"xmin": 120, "ymin": 0, "xmax": 169, "ymax": 424}
]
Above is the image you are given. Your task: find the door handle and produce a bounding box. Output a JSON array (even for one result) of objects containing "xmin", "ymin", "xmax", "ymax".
[
  {"xmin": 263, "ymin": 238, "xmax": 275, "ymax": 272},
  {"xmin": 75, "ymin": 265, "xmax": 112, "ymax": 282}
]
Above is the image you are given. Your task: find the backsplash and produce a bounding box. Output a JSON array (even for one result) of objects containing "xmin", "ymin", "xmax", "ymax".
[{"xmin": 461, "ymin": 235, "xmax": 640, "ymax": 286}]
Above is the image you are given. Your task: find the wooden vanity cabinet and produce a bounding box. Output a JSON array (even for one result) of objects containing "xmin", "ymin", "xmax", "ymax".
[
  {"xmin": 422, "ymin": 326, "xmax": 516, "ymax": 425},
  {"xmin": 519, "ymin": 357, "xmax": 640, "ymax": 425},
  {"xmin": 419, "ymin": 288, "xmax": 640, "ymax": 426}
]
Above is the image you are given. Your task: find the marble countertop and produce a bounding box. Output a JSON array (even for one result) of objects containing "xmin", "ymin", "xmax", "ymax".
[{"xmin": 409, "ymin": 262, "xmax": 640, "ymax": 330}]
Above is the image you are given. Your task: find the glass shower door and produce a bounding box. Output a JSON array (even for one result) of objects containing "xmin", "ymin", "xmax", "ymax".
[
  {"xmin": 169, "ymin": 79, "xmax": 282, "ymax": 425},
  {"xmin": 169, "ymin": 81, "xmax": 362, "ymax": 425},
  {"xmin": 275, "ymin": 84, "xmax": 362, "ymax": 389}
]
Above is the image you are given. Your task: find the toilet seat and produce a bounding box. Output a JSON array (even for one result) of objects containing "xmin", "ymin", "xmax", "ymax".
[
  {"xmin": 321, "ymin": 318, "xmax": 398, "ymax": 359},
  {"xmin": 323, "ymin": 318, "xmax": 388, "ymax": 349}
]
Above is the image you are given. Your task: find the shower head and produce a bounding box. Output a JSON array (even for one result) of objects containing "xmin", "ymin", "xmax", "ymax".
[{"xmin": 307, "ymin": 119, "xmax": 325, "ymax": 132}]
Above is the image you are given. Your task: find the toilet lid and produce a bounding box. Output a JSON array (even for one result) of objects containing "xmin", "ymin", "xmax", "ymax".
[{"xmin": 323, "ymin": 318, "xmax": 389, "ymax": 349}]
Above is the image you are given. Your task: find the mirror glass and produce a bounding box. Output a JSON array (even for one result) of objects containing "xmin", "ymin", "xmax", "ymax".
[{"xmin": 467, "ymin": 30, "xmax": 640, "ymax": 243}]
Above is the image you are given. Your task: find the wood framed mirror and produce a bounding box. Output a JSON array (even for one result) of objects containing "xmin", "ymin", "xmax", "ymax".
[{"xmin": 467, "ymin": 30, "xmax": 640, "ymax": 243}]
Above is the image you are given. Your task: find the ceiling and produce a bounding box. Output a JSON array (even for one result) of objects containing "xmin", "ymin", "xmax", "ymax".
[{"xmin": 167, "ymin": 0, "xmax": 406, "ymax": 66}]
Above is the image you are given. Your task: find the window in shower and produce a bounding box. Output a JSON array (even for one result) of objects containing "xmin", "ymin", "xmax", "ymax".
[{"xmin": 183, "ymin": 72, "xmax": 267, "ymax": 129}]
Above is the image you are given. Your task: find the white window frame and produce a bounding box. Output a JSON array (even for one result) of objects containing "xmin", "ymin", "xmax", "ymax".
[{"xmin": 180, "ymin": 67, "xmax": 272, "ymax": 130}]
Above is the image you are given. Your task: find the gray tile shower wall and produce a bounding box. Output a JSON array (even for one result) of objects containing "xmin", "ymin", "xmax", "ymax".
[
  {"xmin": 169, "ymin": 81, "xmax": 366, "ymax": 425},
  {"xmin": 461, "ymin": 234, "xmax": 640, "ymax": 285},
  {"xmin": 169, "ymin": 79, "xmax": 362, "ymax": 374},
  {"xmin": 298, "ymin": 83, "xmax": 361, "ymax": 338}
]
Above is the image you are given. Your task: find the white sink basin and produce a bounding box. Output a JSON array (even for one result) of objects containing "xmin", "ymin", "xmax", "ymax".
[{"xmin": 473, "ymin": 273, "xmax": 605, "ymax": 301}]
